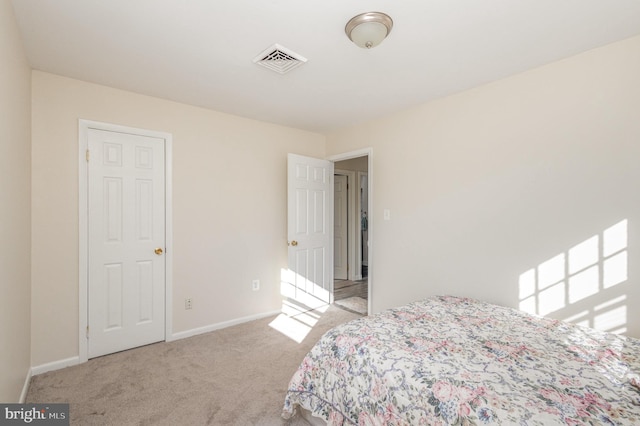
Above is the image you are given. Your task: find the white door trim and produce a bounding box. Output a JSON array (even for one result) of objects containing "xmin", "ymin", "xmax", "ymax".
[
  {"xmin": 78, "ymin": 119, "xmax": 173, "ymax": 363},
  {"xmin": 356, "ymin": 171, "xmax": 368, "ymax": 275},
  {"xmin": 327, "ymin": 148, "xmax": 373, "ymax": 314},
  {"xmin": 334, "ymin": 169, "xmax": 357, "ymax": 280}
]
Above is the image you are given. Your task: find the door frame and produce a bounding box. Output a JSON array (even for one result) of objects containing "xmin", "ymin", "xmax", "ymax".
[
  {"xmin": 356, "ymin": 170, "xmax": 368, "ymax": 274},
  {"xmin": 334, "ymin": 169, "xmax": 357, "ymax": 280},
  {"xmin": 328, "ymin": 148, "xmax": 373, "ymax": 313},
  {"xmin": 78, "ymin": 119, "xmax": 173, "ymax": 363}
]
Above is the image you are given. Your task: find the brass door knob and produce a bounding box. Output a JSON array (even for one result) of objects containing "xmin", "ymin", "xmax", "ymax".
[
  {"xmin": 154, "ymin": 247, "xmax": 164, "ymax": 255},
  {"xmin": 290, "ymin": 240, "xmax": 298, "ymax": 247}
]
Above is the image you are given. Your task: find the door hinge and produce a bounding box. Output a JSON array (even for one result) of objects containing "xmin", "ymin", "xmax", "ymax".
[
  {"xmin": 86, "ymin": 325, "xmax": 89, "ymax": 339},
  {"xmin": 86, "ymin": 149, "xmax": 90, "ymax": 162}
]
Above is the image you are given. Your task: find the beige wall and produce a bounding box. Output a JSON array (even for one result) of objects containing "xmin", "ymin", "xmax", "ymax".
[
  {"xmin": 14, "ymin": 9, "xmax": 640, "ymax": 373},
  {"xmin": 31, "ymin": 71, "xmax": 325, "ymax": 366},
  {"xmin": 327, "ymin": 35, "xmax": 640, "ymax": 338},
  {"xmin": 0, "ymin": 0, "xmax": 32, "ymax": 401}
]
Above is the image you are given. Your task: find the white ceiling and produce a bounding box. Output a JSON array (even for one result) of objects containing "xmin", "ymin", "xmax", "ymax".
[{"xmin": 11, "ymin": 0, "xmax": 640, "ymax": 133}]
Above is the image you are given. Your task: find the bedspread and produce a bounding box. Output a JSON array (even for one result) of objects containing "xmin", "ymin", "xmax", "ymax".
[{"xmin": 282, "ymin": 295, "xmax": 640, "ymax": 425}]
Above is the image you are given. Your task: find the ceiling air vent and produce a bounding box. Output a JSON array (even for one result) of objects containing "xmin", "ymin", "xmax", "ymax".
[{"xmin": 253, "ymin": 44, "xmax": 307, "ymax": 74}]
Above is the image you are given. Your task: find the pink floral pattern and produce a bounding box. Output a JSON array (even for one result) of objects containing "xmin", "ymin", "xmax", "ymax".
[{"xmin": 282, "ymin": 296, "xmax": 640, "ymax": 425}]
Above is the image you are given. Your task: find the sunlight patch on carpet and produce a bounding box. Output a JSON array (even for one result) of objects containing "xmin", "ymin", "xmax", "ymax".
[{"xmin": 269, "ymin": 300, "xmax": 329, "ymax": 343}]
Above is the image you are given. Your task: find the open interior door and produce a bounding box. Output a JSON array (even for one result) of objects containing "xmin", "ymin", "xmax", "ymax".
[{"xmin": 286, "ymin": 153, "xmax": 334, "ymax": 309}]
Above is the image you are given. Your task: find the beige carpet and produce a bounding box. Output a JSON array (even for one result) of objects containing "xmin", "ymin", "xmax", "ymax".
[
  {"xmin": 333, "ymin": 297, "xmax": 368, "ymax": 315},
  {"xmin": 26, "ymin": 305, "xmax": 361, "ymax": 425}
]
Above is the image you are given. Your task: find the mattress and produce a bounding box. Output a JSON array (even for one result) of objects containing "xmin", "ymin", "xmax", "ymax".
[{"xmin": 283, "ymin": 295, "xmax": 640, "ymax": 425}]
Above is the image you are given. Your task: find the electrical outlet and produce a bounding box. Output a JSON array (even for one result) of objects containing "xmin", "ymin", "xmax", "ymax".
[
  {"xmin": 185, "ymin": 298, "xmax": 193, "ymax": 310},
  {"xmin": 252, "ymin": 279, "xmax": 260, "ymax": 291}
]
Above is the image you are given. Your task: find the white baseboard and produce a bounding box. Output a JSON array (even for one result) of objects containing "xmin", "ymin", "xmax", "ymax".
[
  {"xmin": 27, "ymin": 311, "xmax": 280, "ymax": 378},
  {"xmin": 31, "ymin": 356, "xmax": 81, "ymax": 377},
  {"xmin": 169, "ymin": 309, "xmax": 281, "ymax": 341},
  {"xmin": 19, "ymin": 368, "xmax": 32, "ymax": 403}
]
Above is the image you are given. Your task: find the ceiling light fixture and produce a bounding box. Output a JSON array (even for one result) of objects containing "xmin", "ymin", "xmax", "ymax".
[{"xmin": 345, "ymin": 12, "xmax": 393, "ymax": 49}]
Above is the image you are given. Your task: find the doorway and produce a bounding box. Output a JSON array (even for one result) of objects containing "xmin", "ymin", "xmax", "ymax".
[{"xmin": 332, "ymin": 153, "xmax": 370, "ymax": 315}]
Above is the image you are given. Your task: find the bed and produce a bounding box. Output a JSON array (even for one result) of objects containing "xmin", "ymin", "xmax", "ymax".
[{"xmin": 282, "ymin": 295, "xmax": 640, "ymax": 425}]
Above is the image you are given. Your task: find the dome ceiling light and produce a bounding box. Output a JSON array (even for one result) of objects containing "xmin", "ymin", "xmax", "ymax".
[{"xmin": 345, "ymin": 12, "xmax": 393, "ymax": 49}]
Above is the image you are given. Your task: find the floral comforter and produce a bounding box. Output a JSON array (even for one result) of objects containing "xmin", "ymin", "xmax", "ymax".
[{"xmin": 282, "ymin": 295, "xmax": 640, "ymax": 425}]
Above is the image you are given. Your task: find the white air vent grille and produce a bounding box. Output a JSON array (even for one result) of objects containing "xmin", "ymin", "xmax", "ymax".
[{"xmin": 253, "ymin": 44, "xmax": 307, "ymax": 74}]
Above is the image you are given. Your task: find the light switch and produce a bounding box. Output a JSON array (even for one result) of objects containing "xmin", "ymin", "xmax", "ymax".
[{"xmin": 383, "ymin": 209, "xmax": 391, "ymax": 221}]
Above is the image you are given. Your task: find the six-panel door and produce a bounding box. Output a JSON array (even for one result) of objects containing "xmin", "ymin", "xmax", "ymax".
[{"xmin": 87, "ymin": 128, "xmax": 166, "ymax": 358}]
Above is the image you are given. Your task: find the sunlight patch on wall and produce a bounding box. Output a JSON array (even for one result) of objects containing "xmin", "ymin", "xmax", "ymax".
[
  {"xmin": 594, "ymin": 296, "xmax": 627, "ymax": 333},
  {"xmin": 561, "ymin": 295, "xmax": 628, "ymax": 334},
  {"xmin": 519, "ymin": 220, "xmax": 628, "ymax": 333}
]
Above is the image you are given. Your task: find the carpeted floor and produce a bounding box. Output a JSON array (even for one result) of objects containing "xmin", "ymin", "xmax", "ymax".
[
  {"xmin": 333, "ymin": 296, "xmax": 367, "ymax": 315},
  {"xmin": 26, "ymin": 304, "xmax": 361, "ymax": 425}
]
